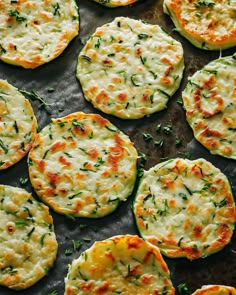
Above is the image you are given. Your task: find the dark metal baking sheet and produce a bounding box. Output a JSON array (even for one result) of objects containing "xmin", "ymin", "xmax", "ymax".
[{"xmin": 0, "ymin": 0, "xmax": 235, "ymax": 294}]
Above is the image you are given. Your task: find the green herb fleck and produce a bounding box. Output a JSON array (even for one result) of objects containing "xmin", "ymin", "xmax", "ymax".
[
  {"xmin": 192, "ymin": 244, "xmax": 198, "ymax": 250},
  {"xmin": 138, "ymin": 33, "xmax": 149, "ymax": 39},
  {"xmin": 130, "ymin": 74, "xmax": 140, "ymax": 87},
  {"xmin": 40, "ymin": 233, "xmax": 51, "ymax": 246},
  {"xmin": 214, "ymin": 198, "xmax": 228, "ymax": 208},
  {"xmin": 0, "ymin": 139, "xmax": 8, "ymax": 154},
  {"xmin": 81, "ymin": 55, "xmax": 91, "ymax": 62},
  {"xmin": 175, "ymin": 138, "xmax": 182, "ymax": 146},
  {"xmin": 8, "ymin": 9, "xmax": 27, "ymax": 22},
  {"xmin": 52, "ymin": 3, "xmax": 61, "ymax": 16},
  {"xmin": 13, "ymin": 120, "xmax": 19, "ymax": 133},
  {"xmin": 143, "ymin": 133, "xmax": 153, "ymax": 141},
  {"xmin": 177, "ymin": 283, "xmax": 189, "ymax": 294},
  {"xmin": 0, "ymin": 44, "xmax": 6, "ymax": 54},
  {"xmin": 19, "ymin": 177, "xmax": 28, "ymax": 186},
  {"xmin": 72, "ymin": 119, "xmax": 85, "ymax": 132},
  {"xmin": 154, "ymin": 139, "xmax": 163, "ymax": 147},
  {"xmin": 163, "ymin": 124, "xmax": 172, "ymax": 135},
  {"xmin": 195, "ymin": 0, "xmax": 215, "ymax": 8},
  {"xmin": 19, "ymin": 89, "xmax": 52, "ymax": 112},
  {"xmin": 65, "ymin": 249, "xmax": 73, "ymax": 256}
]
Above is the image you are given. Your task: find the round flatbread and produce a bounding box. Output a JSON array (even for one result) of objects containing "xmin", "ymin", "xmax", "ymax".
[
  {"xmin": 0, "ymin": 79, "xmax": 37, "ymax": 170},
  {"xmin": 77, "ymin": 17, "xmax": 184, "ymax": 119},
  {"xmin": 91, "ymin": 0, "xmax": 138, "ymax": 8},
  {"xmin": 64, "ymin": 234, "xmax": 175, "ymax": 295},
  {"xmin": 133, "ymin": 158, "xmax": 236, "ymax": 260},
  {"xmin": 163, "ymin": 0, "xmax": 236, "ymax": 50},
  {"xmin": 28, "ymin": 112, "xmax": 138, "ymax": 218},
  {"xmin": 182, "ymin": 54, "xmax": 236, "ymax": 160},
  {"xmin": 0, "ymin": 0, "xmax": 79, "ymax": 68},
  {"xmin": 192, "ymin": 285, "xmax": 236, "ymax": 295},
  {"xmin": 0, "ymin": 185, "xmax": 58, "ymax": 290}
]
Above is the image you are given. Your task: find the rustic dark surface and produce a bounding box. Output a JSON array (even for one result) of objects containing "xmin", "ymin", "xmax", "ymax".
[{"xmin": 0, "ymin": 0, "xmax": 235, "ymax": 294}]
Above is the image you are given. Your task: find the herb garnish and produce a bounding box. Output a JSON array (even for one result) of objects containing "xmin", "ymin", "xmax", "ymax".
[
  {"xmin": 177, "ymin": 282, "xmax": 189, "ymax": 294},
  {"xmin": 8, "ymin": 9, "xmax": 27, "ymax": 22},
  {"xmin": 19, "ymin": 89, "xmax": 52, "ymax": 113}
]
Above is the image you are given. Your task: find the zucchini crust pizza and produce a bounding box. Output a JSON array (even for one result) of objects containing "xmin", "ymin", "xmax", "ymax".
[
  {"xmin": 133, "ymin": 158, "xmax": 236, "ymax": 260},
  {"xmin": 64, "ymin": 235, "xmax": 175, "ymax": 295},
  {"xmin": 0, "ymin": 185, "xmax": 58, "ymax": 290},
  {"xmin": 77, "ymin": 17, "xmax": 184, "ymax": 119},
  {"xmin": 192, "ymin": 285, "xmax": 236, "ymax": 295},
  {"xmin": 28, "ymin": 112, "xmax": 138, "ymax": 218},
  {"xmin": 0, "ymin": 80, "xmax": 37, "ymax": 170},
  {"xmin": 0, "ymin": 0, "xmax": 79, "ymax": 68},
  {"xmin": 163, "ymin": 0, "xmax": 236, "ymax": 50},
  {"xmin": 182, "ymin": 54, "xmax": 236, "ymax": 160}
]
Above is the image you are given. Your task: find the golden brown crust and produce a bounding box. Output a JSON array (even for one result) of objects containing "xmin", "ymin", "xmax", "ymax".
[
  {"xmin": 0, "ymin": 0, "xmax": 79, "ymax": 68},
  {"xmin": 29, "ymin": 112, "xmax": 138, "ymax": 218},
  {"xmin": 164, "ymin": 0, "xmax": 236, "ymax": 50},
  {"xmin": 133, "ymin": 158, "xmax": 236, "ymax": 260},
  {"xmin": 192, "ymin": 285, "xmax": 236, "ymax": 295}
]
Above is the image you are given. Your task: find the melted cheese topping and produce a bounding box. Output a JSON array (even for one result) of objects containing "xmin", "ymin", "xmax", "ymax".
[
  {"xmin": 192, "ymin": 285, "xmax": 236, "ymax": 295},
  {"xmin": 133, "ymin": 158, "xmax": 236, "ymax": 260},
  {"xmin": 0, "ymin": 0, "xmax": 79, "ymax": 68},
  {"xmin": 0, "ymin": 80, "xmax": 37, "ymax": 170},
  {"xmin": 28, "ymin": 112, "xmax": 138, "ymax": 218},
  {"xmin": 92, "ymin": 0, "xmax": 138, "ymax": 8},
  {"xmin": 77, "ymin": 17, "xmax": 184, "ymax": 119},
  {"xmin": 163, "ymin": 0, "xmax": 236, "ymax": 50},
  {"xmin": 182, "ymin": 54, "xmax": 236, "ymax": 159},
  {"xmin": 0, "ymin": 185, "xmax": 58, "ymax": 290},
  {"xmin": 65, "ymin": 235, "xmax": 175, "ymax": 295}
]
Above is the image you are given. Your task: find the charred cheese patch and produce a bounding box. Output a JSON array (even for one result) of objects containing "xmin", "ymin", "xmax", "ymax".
[
  {"xmin": 28, "ymin": 112, "xmax": 138, "ymax": 218},
  {"xmin": 77, "ymin": 17, "xmax": 184, "ymax": 119},
  {"xmin": 0, "ymin": 0, "xmax": 79, "ymax": 69},
  {"xmin": 163, "ymin": 0, "xmax": 236, "ymax": 50},
  {"xmin": 64, "ymin": 235, "xmax": 175, "ymax": 295},
  {"xmin": 0, "ymin": 185, "xmax": 58, "ymax": 290},
  {"xmin": 182, "ymin": 54, "xmax": 236, "ymax": 160},
  {"xmin": 192, "ymin": 285, "xmax": 236, "ymax": 295},
  {"xmin": 91, "ymin": 0, "xmax": 138, "ymax": 8},
  {"xmin": 0, "ymin": 80, "xmax": 37, "ymax": 170},
  {"xmin": 133, "ymin": 158, "xmax": 236, "ymax": 260}
]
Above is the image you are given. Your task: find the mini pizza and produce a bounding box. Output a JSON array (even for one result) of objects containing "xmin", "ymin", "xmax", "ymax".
[
  {"xmin": 163, "ymin": 0, "xmax": 236, "ymax": 50},
  {"xmin": 64, "ymin": 235, "xmax": 175, "ymax": 295},
  {"xmin": 0, "ymin": 79, "xmax": 37, "ymax": 170},
  {"xmin": 0, "ymin": 0, "xmax": 79, "ymax": 68},
  {"xmin": 0, "ymin": 185, "xmax": 58, "ymax": 290},
  {"xmin": 182, "ymin": 54, "xmax": 236, "ymax": 160},
  {"xmin": 77, "ymin": 17, "xmax": 184, "ymax": 119},
  {"xmin": 91, "ymin": 0, "xmax": 138, "ymax": 8},
  {"xmin": 28, "ymin": 112, "xmax": 138, "ymax": 218},
  {"xmin": 192, "ymin": 285, "xmax": 236, "ymax": 295},
  {"xmin": 133, "ymin": 158, "xmax": 236, "ymax": 260}
]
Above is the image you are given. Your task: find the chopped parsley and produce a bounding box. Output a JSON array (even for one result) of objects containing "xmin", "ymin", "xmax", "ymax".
[{"xmin": 8, "ymin": 9, "xmax": 27, "ymax": 22}]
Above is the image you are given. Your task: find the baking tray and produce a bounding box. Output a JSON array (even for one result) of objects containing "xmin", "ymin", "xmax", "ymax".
[{"xmin": 0, "ymin": 0, "xmax": 235, "ymax": 294}]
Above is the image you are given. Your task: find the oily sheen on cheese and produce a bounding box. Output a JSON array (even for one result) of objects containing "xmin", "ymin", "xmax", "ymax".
[
  {"xmin": 64, "ymin": 235, "xmax": 175, "ymax": 295},
  {"xmin": 0, "ymin": 0, "xmax": 79, "ymax": 68},
  {"xmin": 0, "ymin": 185, "xmax": 58, "ymax": 290},
  {"xmin": 182, "ymin": 54, "xmax": 236, "ymax": 160},
  {"xmin": 77, "ymin": 17, "xmax": 184, "ymax": 119},
  {"xmin": 28, "ymin": 112, "xmax": 138, "ymax": 218},
  {"xmin": 192, "ymin": 285, "xmax": 236, "ymax": 295},
  {"xmin": 133, "ymin": 158, "xmax": 236, "ymax": 260},
  {"xmin": 163, "ymin": 0, "xmax": 236, "ymax": 50},
  {"xmin": 92, "ymin": 0, "xmax": 138, "ymax": 8},
  {"xmin": 0, "ymin": 80, "xmax": 37, "ymax": 170}
]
